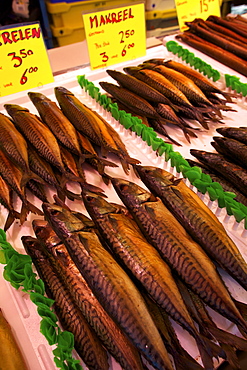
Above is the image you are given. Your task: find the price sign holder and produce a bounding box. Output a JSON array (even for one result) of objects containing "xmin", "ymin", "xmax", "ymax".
[
  {"xmin": 175, "ymin": 0, "xmax": 221, "ymax": 32},
  {"xmin": 0, "ymin": 22, "xmax": 54, "ymax": 98},
  {"xmin": 82, "ymin": 2, "xmax": 146, "ymax": 71}
]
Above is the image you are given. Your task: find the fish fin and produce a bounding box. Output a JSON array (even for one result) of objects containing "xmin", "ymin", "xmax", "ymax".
[
  {"xmin": 97, "ymin": 158, "xmax": 118, "ymax": 173},
  {"xmin": 120, "ymin": 158, "xmax": 131, "ymax": 175},
  {"xmin": 219, "ymin": 344, "xmax": 240, "ymax": 370},
  {"xmin": 53, "ymin": 194, "xmax": 70, "ymax": 209},
  {"xmin": 80, "ymin": 182, "xmax": 107, "ymax": 197},
  {"xmin": 101, "ymin": 173, "xmax": 112, "ymax": 185},
  {"xmin": 20, "ymin": 171, "xmax": 45, "ymax": 188},
  {"xmin": 171, "ymin": 186, "xmax": 185, "ymax": 201},
  {"xmin": 20, "ymin": 203, "xmax": 29, "ymax": 224},
  {"xmin": 209, "ymin": 326, "xmax": 247, "ymax": 352},
  {"xmin": 56, "ymin": 188, "xmax": 66, "ymax": 202},
  {"xmin": 4, "ymin": 211, "xmax": 19, "ymax": 231},
  {"xmin": 26, "ymin": 201, "xmax": 43, "ymax": 216},
  {"xmin": 64, "ymin": 188, "xmax": 82, "ymax": 201},
  {"xmin": 78, "ymin": 154, "xmax": 95, "ymax": 167}
]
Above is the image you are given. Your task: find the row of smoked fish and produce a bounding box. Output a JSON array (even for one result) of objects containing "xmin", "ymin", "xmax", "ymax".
[
  {"xmin": 0, "ymin": 87, "xmax": 140, "ymax": 231},
  {"xmin": 99, "ymin": 58, "xmax": 237, "ymax": 146},
  {"xmin": 177, "ymin": 15, "xmax": 247, "ymax": 77},
  {"xmin": 189, "ymin": 126, "xmax": 247, "ymax": 207},
  {"xmin": 21, "ymin": 165, "xmax": 247, "ymax": 370}
]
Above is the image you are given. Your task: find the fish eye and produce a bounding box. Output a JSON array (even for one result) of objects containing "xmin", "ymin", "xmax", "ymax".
[
  {"xmin": 34, "ymin": 226, "xmax": 43, "ymax": 236},
  {"xmin": 119, "ymin": 184, "xmax": 128, "ymax": 191},
  {"xmin": 86, "ymin": 196, "xmax": 94, "ymax": 202},
  {"xmin": 50, "ymin": 209, "xmax": 60, "ymax": 216}
]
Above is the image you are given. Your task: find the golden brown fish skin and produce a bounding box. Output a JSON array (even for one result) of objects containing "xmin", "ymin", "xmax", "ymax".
[
  {"xmin": 32, "ymin": 219, "xmax": 145, "ymax": 370},
  {"xmin": 42, "ymin": 202, "xmax": 174, "ymax": 370},
  {"xmin": 0, "ymin": 308, "xmax": 29, "ymax": 370},
  {"xmin": 190, "ymin": 149, "xmax": 247, "ymax": 197},
  {"xmin": 99, "ymin": 81, "xmax": 167, "ymax": 120},
  {"xmin": 160, "ymin": 59, "xmax": 233, "ymax": 101},
  {"xmin": 22, "ymin": 236, "xmax": 110, "ymax": 370},
  {"xmin": 106, "ymin": 69, "xmax": 174, "ymax": 105},
  {"xmin": 4, "ymin": 104, "xmax": 65, "ymax": 172},
  {"xmin": 0, "ymin": 112, "xmax": 43, "ymax": 187},
  {"xmin": 28, "ymin": 92, "xmax": 83, "ymax": 158},
  {"xmin": 82, "ymin": 190, "xmax": 221, "ymax": 365},
  {"xmin": 4, "ymin": 104, "xmax": 83, "ymax": 186},
  {"xmin": 134, "ymin": 165, "xmax": 247, "ymax": 291},
  {"xmin": 151, "ymin": 64, "xmax": 215, "ymax": 108},
  {"xmin": 124, "ymin": 66, "xmax": 193, "ymax": 108},
  {"xmin": 111, "ymin": 178, "xmax": 247, "ymax": 335},
  {"xmin": 55, "ymin": 87, "xmax": 138, "ymax": 174},
  {"xmin": 0, "ymin": 149, "xmax": 42, "ymax": 220}
]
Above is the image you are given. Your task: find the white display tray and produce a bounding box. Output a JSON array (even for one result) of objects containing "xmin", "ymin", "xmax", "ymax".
[{"xmin": 0, "ymin": 44, "xmax": 247, "ymax": 370}]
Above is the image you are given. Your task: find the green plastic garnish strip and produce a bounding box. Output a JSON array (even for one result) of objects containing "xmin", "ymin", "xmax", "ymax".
[
  {"xmin": 0, "ymin": 229, "xmax": 83, "ymax": 370},
  {"xmin": 166, "ymin": 41, "xmax": 247, "ymax": 96},
  {"xmin": 77, "ymin": 75, "xmax": 247, "ymax": 229}
]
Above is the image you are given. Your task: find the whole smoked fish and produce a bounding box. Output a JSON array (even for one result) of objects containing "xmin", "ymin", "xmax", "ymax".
[
  {"xmin": 22, "ymin": 235, "xmax": 109, "ymax": 370},
  {"xmin": 112, "ymin": 178, "xmax": 247, "ymax": 335},
  {"xmin": 42, "ymin": 202, "xmax": 174, "ymax": 370},
  {"xmin": 134, "ymin": 165, "xmax": 247, "ymax": 291}
]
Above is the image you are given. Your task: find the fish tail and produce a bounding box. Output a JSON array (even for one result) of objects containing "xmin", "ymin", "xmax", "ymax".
[
  {"xmin": 20, "ymin": 170, "xmax": 45, "ymax": 188},
  {"xmin": 209, "ymin": 326, "xmax": 247, "ymax": 352},
  {"xmin": 56, "ymin": 188, "xmax": 66, "ymax": 202},
  {"xmin": 80, "ymin": 182, "xmax": 106, "ymax": 197},
  {"xmin": 219, "ymin": 344, "xmax": 240, "ymax": 370},
  {"xmin": 65, "ymin": 172, "xmax": 86, "ymax": 184},
  {"xmin": 78, "ymin": 154, "xmax": 95, "ymax": 167},
  {"xmin": 94, "ymin": 158, "xmax": 118, "ymax": 175},
  {"xmin": 19, "ymin": 203, "xmax": 30, "ymax": 224},
  {"xmin": 25, "ymin": 200, "xmax": 43, "ymax": 216},
  {"xmin": 4, "ymin": 211, "xmax": 20, "ymax": 231},
  {"xmin": 64, "ymin": 188, "xmax": 82, "ymax": 201},
  {"xmin": 101, "ymin": 173, "xmax": 112, "ymax": 185}
]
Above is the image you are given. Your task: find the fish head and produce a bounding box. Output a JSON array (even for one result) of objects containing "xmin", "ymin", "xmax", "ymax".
[
  {"xmin": 4, "ymin": 104, "xmax": 29, "ymax": 117},
  {"xmin": 21, "ymin": 236, "xmax": 45, "ymax": 260},
  {"xmin": 42, "ymin": 202, "xmax": 86, "ymax": 240},
  {"xmin": 28, "ymin": 92, "xmax": 50, "ymax": 105},
  {"xmin": 111, "ymin": 178, "xmax": 155, "ymax": 206},
  {"xmin": 32, "ymin": 219, "xmax": 61, "ymax": 249},
  {"xmin": 135, "ymin": 165, "xmax": 174, "ymax": 185},
  {"xmin": 54, "ymin": 86, "xmax": 74, "ymax": 101},
  {"xmin": 48, "ymin": 243, "xmax": 73, "ymax": 268},
  {"xmin": 123, "ymin": 66, "xmax": 142, "ymax": 76},
  {"xmin": 82, "ymin": 189, "xmax": 118, "ymax": 218}
]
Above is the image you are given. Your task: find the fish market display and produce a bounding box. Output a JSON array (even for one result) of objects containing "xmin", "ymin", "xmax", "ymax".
[
  {"xmin": 99, "ymin": 60, "xmax": 236, "ymax": 146},
  {"xmin": 111, "ymin": 178, "xmax": 247, "ymax": 335},
  {"xmin": 0, "ymin": 59, "xmax": 247, "ymax": 370},
  {"xmin": 176, "ymin": 16, "xmax": 247, "ymax": 76},
  {"xmin": 0, "ymin": 87, "xmax": 142, "ymax": 230}
]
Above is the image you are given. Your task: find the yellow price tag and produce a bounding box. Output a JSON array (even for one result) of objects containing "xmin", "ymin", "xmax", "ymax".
[
  {"xmin": 83, "ymin": 3, "xmax": 146, "ymax": 70},
  {"xmin": 0, "ymin": 22, "xmax": 54, "ymax": 98},
  {"xmin": 175, "ymin": 0, "xmax": 221, "ymax": 31}
]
